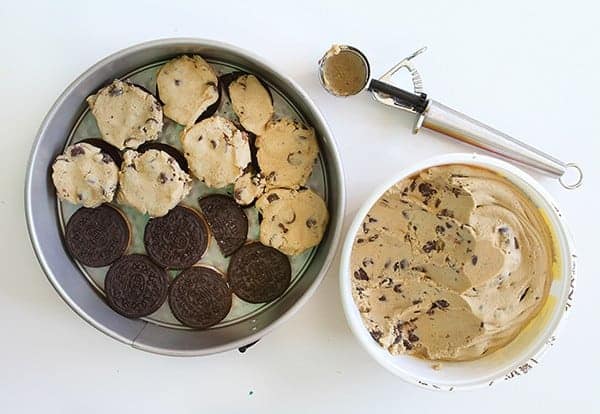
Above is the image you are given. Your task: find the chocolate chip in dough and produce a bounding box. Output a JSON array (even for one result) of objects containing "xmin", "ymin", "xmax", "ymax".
[
  {"xmin": 70, "ymin": 145, "xmax": 85, "ymax": 157},
  {"xmin": 354, "ymin": 267, "xmax": 369, "ymax": 281}
]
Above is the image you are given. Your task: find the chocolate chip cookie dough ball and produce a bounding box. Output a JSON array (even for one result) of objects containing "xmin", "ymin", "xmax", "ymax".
[
  {"xmin": 228, "ymin": 74, "xmax": 274, "ymax": 135},
  {"xmin": 52, "ymin": 142, "xmax": 119, "ymax": 207},
  {"xmin": 117, "ymin": 149, "xmax": 192, "ymax": 217},
  {"xmin": 157, "ymin": 55, "xmax": 219, "ymax": 126},
  {"xmin": 180, "ymin": 116, "xmax": 251, "ymax": 188},
  {"xmin": 256, "ymin": 118, "xmax": 319, "ymax": 189},
  {"xmin": 86, "ymin": 80, "xmax": 163, "ymax": 150},
  {"xmin": 256, "ymin": 188, "xmax": 329, "ymax": 256}
]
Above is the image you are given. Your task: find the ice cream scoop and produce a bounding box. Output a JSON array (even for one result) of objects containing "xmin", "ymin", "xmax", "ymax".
[{"xmin": 318, "ymin": 45, "xmax": 583, "ymax": 189}]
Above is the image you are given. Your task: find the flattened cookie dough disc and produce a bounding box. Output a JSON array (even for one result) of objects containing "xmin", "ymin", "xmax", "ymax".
[
  {"xmin": 181, "ymin": 116, "xmax": 251, "ymax": 188},
  {"xmin": 105, "ymin": 254, "xmax": 170, "ymax": 318},
  {"xmin": 228, "ymin": 242, "xmax": 291, "ymax": 303},
  {"xmin": 86, "ymin": 80, "xmax": 163, "ymax": 150},
  {"xmin": 80, "ymin": 138, "xmax": 123, "ymax": 167},
  {"xmin": 228, "ymin": 74, "xmax": 274, "ymax": 135},
  {"xmin": 256, "ymin": 118, "xmax": 319, "ymax": 189},
  {"xmin": 144, "ymin": 206, "xmax": 209, "ymax": 269},
  {"xmin": 199, "ymin": 194, "xmax": 248, "ymax": 256},
  {"xmin": 52, "ymin": 143, "xmax": 119, "ymax": 208},
  {"xmin": 169, "ymin": 266, "xmax": 232, "ymax": 329},
  {"xmin": 65, "ymin": 204, "xmax": 130, "ymax": 267},
  {"xmin": 137, "ymin": 142, "xmax": 189, "ymax": 173},
  {"xmin": 157, "ymin": 55, "xmax": 219, "ymax": 126},
  {"xmin": 256, "ymin": 188, "xmax": 329, "ymax": 256},
  {"xmin": 117, "ymin": 149, "xmax": 192, "ymax": 217}
]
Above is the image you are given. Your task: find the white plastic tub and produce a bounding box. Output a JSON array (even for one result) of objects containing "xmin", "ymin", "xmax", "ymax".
[{"xmin": 339, "ymin": 153, "xmax": 576, "ymax": 391}]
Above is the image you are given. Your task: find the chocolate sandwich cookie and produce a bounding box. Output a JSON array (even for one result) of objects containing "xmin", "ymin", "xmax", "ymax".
[
  {"xmin": 144, "ymin": 206, "xmax": 209, "ymax": 269},
  {"xmin": 137, "ymin": 142, "xmax": 189, "ymax": 172},
  {"xmin": 228, "ymin": 242, "xmax": 291, "ymax": 303},
  {"xmin": 199, "ymin": 194, "xmax": 248, "ymax": 256},
  {"xmin": 80, "ymin": 138, "xmax": 123, "ymax": 167},
  {"xmin": 169, "ymin": 266, "xmax": 232, "ymax": 329},
  {"xmin": 65, "ymin": 204, "xmax": 130, "ymax": 267},
  {"xmin": 218, "ymin": 71, "xmax": 245, "ymax": 91},
  {"xmin": 104, "ymin": 254, "xmax": 170, "ymax": 318}
]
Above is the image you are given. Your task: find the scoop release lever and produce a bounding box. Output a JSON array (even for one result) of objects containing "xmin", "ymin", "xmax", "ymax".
[{"xmin": 367, "ymin": 48, "xmax": 582, "ymax": 189}]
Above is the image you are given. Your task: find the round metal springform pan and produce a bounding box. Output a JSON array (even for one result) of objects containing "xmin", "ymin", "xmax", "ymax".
[{"xmin": 25, "ymin": 38, "xmax": 345, "ymax": 356}]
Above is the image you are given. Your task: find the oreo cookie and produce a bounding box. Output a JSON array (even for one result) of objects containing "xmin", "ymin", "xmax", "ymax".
[
  {"xmin": 137, "ymin": 142, "xmax": 189, "ymax": 173},
  {"xmin": 104, "ymin": 254, "xmax": 170, "ymax": 318},
  {"xmin": 199, "ymin": 194, "xmax": 248, "ymax": 256},
  {"xmin": 79, "ymin": 138, "xmax": 123, "ymax": 167},
  {"xmin": 144, "ymin": 206, "xmax": 209, "ymax": 269},
  {"xmin": 227, "ymin": 242, "xmax": 291, "ymax": 303},
  {"xmin": 65, "ymin": 204, "xmax": 130, "ymax": 267},
  {"xmin": 169, "ymin": 266, "xmax": 232, "ymax": 329}
]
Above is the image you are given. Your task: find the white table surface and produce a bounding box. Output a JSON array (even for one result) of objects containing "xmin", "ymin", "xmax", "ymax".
[{"xmin": 2, "ymin": 0, "xmax": 599, "ymax": 412}]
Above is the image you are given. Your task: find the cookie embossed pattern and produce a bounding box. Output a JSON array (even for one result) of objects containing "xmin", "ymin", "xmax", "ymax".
[{"xmin": 340, "ymin": 153, "xmax": 575, "ymax": 390}]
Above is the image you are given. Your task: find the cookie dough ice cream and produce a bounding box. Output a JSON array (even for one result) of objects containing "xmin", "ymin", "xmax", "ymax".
[
  {"xmin": 350, "ymin": 165, "xmax": 554, "ymax": 361},
  {"xmin": 52, "ymin": 142, "xmax": 119, "ymax": 208},
  {"xmin": 117, "ymin": 149, "xmax": 192, "ymax": 217}
]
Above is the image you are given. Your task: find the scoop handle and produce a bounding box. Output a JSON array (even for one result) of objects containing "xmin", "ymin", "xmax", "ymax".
[{"xmin": 416, "ymin": 100, "xmax": 583, "ymax": 189}]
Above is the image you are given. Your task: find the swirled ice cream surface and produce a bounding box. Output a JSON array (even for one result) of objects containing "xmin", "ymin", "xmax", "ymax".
[{"xmin": 351, "ymin": 165, "xmax": 554, "ymax": 361}]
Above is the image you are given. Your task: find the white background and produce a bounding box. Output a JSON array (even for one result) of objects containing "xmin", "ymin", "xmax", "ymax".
[{"xmin": 1, "ymin": 0, "xmax": 599, "ymax": 412}]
